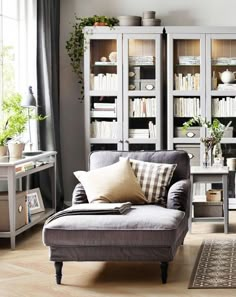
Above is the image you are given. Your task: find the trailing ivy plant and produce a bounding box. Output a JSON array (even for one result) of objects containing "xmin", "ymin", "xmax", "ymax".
[{"xmin": 66, "ymin": 15, "xmax": 119, "ymax": 101}]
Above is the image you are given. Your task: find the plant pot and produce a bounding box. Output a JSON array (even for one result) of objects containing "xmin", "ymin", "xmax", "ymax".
[
  {"xmin": 8, "ymin": 143, "xmax": 25, "ymax": 159},
  {"xmin": 0, "ymin": 145, "xmax": 8, "ymax": 157}
]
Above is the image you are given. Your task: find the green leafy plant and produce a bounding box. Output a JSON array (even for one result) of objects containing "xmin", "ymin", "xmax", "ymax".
[
  {"xmin": 2, "ymin": 93, "xmax": 46, "ymax": 143},
  {"xmin": 183, "ymin": 116, "xmax": 231, "ymax": 150},
  {"xmin": 66, "ymin": 15, "xmax": 119, "ymax": 100}
]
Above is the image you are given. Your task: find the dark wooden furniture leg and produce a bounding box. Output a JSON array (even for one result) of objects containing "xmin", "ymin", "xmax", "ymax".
[
  {"xmin": 54, "ymin": 261, "xmax": 63, "ymax": 284},
  {"xmin": 160, "ymin": 262, "xmax": 168, "ymax": 284}
]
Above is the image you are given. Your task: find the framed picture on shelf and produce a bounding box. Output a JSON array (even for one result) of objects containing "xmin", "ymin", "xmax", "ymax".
[{"xmin": 26, "ymin": 188, "xmax": 45, "ymax": 214}]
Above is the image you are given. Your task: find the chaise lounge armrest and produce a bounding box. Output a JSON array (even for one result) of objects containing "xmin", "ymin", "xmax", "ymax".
[
  {"xmin": 72, "ymin": 182, "xmax": 88, "ymax": 204},
  {"xmin": 167, "ymin": 179, "xmax": 191, "ymax": 215}
]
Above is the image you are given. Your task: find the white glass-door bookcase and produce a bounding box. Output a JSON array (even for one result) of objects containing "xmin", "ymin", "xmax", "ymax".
[{"xmin": 83, "ymin": 27, "xmax": 163, "ymax": 162}]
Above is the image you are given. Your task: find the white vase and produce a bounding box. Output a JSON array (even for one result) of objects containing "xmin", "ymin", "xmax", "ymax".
[{"xmin": 8, "ymin": 143, "xmax": 25, "ymax": 159}]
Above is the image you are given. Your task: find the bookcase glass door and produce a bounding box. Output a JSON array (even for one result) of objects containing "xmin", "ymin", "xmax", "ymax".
[
  {"xmin": 167, "ymin": 34, "xmax": 205, "ymax": 166},
  {"xmin": 208, "ymin": 37, "xmax": 236, "ymax": 143},
  {"xmin": 86, "ymin": 35, "xmax": 123, "ymax": 154},
  {"xmin": 123, "ymin": 35, "xmax": 161, "ymax": 151}
]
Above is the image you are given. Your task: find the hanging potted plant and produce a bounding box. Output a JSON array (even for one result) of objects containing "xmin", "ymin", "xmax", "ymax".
[
  {"xmin": 2, "ymin": 93, "xmax": 45, "ymax": 158},
  {"xmin": 66, "ymin": 15, "xmax": 119, "ymax": 100}
]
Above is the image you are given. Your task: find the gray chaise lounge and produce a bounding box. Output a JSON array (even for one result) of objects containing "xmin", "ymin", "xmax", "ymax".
[{"xmin": 43, "ymin": 150, "xmax": 190, "ymax": 284}]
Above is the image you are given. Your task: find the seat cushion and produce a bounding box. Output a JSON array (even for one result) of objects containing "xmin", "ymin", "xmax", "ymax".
[{"xmin": 43, "ymin": 205, "xmax": 185, "ymax": 248}]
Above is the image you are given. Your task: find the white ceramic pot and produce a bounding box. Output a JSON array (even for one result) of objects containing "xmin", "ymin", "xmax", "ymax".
[
  {"xmin": 0, "ymin": 145, "xmax": 8, "ymax": 157},
  {"xmin": 8, "ymin": 143, "xmax": 25, "ymax": 159}
]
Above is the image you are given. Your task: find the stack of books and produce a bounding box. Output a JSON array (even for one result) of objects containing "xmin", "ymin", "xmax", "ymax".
[
  {"xmin": 15, "ymin": 161, "xmax": 35, "ymax": 173},
  {"xmin": 129, "ymin": 56, "xmax": 155, "ymax": 66},
  {"xmin": 91, "ymin": 100, "xmax": 117, "ymax": 118},
  {"xmin": 129, "ymin": 128, "xmax": 149, "ymax": 139},
  {"xmin": 217, "ymin": 84, "xmax": 236, "ymax": 91}
]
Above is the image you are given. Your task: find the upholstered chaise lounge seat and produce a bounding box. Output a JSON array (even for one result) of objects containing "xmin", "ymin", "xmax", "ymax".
[{"xmin": 43, "ymin": 150, "xmax": 190, "ymax": 285}]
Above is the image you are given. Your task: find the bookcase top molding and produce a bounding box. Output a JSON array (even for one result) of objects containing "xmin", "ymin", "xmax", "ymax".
[
  {"xmin": 165, "ymin": 26, "xmax": 236, "ymax": 34},
  {"xmin": 83, "ymin": 26, "xmax": 164, "ymax": 34}
]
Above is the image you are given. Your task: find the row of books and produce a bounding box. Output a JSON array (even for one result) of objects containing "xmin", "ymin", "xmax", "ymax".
[
  {"xmin": 129, "ymin": 121, "xmax": 156, "ymax": 139},
  {"xmin": 212, "ymin": 97, "xmax": 236, "ymax": 117},
  {"xmin": 90, "ymin": 120, "xmax": 118, "ymax": 138},
  {"xmin": 91, "ymin": 73, "xmax": 118, "ymax": 91},
  {"xmin": 174, "ymin": 73, "xmax": 200, "ymax": 91},
  {"xmin": 129, "ymin": 98, "xmax": 156, "ymax": 118},
  {"xmin": 174, "ymin": 97, "xmax": 200, "ymax": 117},
  {"xmin": 91, "ymin": 101, "xmax": 117, "ymax": 118}
]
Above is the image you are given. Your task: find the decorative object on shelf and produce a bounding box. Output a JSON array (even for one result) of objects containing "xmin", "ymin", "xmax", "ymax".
[
  {"xmin": 26, "ymin": 188, "xmax": 45, "ymax": 215},
  {"xmin": 117, "ymin": 15, "xmax": 141, "ymax": 26},
  {"xmin": 66, "ymin": 15, "xmax": 119, "ymax": 101},
  {"xmin": 183, "ymin": 116, "xmax": 232, "ymax": 167},
  {"xmin": 142, "ymin": 11, "xmax": 161, "ymax": 26},
  {"xmin": 2, "ymin": 92, "xmax": 46, "ymax": 158},
  {"xmin": 227, "ymin": 158, "xmax": 236, "ymax": 171},
  {"xmin": 108, "ymin": 51, "xmax": 117, "ymax": 62},
  {"xmin": 100, "ymin": 56, "xmax": 107, "ymax": 62},
  {"xmin": 218, "ymin": 69, "xmax": 236, "ymax": 84}
]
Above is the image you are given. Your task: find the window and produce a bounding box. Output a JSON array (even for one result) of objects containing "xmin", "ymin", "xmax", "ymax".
[{"xmin": 0, "ymin": 0, "xmax": 36, "ymax": 116}]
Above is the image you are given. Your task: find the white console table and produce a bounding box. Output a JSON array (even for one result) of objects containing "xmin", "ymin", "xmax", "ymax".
[
  {"xmin": 190, "ymin": 166, "xmax": 229, "ymax": 234},
  {"xmin": 0, "ymin": 151, "xmax": 57, "ymax": 249}
]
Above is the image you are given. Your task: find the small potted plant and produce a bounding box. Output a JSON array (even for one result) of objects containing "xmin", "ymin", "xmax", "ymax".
[{"xmin": 2, "ymin": 93, "xmax": 45, "ymax": 158}]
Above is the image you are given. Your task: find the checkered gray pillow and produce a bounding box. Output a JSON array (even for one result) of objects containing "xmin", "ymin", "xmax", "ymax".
[{"xmin": 121, "ymin": 158, "xmax": 176, "ymax": 205}]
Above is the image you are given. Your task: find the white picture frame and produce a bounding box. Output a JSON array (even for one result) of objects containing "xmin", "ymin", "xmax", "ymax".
[{"xmin": 26, "ymin": 188, "xmax": 45, "ymax": 214}]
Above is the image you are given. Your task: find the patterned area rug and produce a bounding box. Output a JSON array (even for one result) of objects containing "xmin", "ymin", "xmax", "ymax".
[{"xmin": 189, "ymin": 238, "xmax": 236, "ymax": 288}]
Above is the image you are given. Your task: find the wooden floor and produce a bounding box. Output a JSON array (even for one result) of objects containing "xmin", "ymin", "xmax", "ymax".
[{"xmin": 1, "ymin": 213, "xmax": 236, "ymax": 297}]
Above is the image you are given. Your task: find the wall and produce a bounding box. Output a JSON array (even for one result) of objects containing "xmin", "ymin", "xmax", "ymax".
[{"xmin": 60, "ymin": 0, "xmax": 236, "ymax": 203}]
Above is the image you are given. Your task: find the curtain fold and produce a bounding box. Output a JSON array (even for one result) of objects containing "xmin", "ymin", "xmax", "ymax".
[{"xmin": 36, "ymin": 0, "xmax": 64, "ymax": 209}]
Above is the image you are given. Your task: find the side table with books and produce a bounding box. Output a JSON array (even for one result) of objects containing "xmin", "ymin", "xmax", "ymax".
[{"xmin": 0, "ymin": 151, "xmax": 57, "ymax": 249}]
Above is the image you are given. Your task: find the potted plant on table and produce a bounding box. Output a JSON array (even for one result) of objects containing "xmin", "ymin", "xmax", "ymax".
[
  {"xmin": 66, "ymin": 15, "xmax": 119, "ymax": 100},
  {"xmin": 182, "ymin": 116, "xmax": 232, "ymax": 167},
  {"xmin": 2, "ymin": 93, "xmax": 45, "ymax": 158}
]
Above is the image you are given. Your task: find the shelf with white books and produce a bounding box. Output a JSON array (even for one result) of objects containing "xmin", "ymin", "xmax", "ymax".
[
  {"xmin": 127, "ymin": 90, "xmax": 156, "ymax": 97},
  {"xmin": 171, "ymin": 90, "xmax": 201, "ymax": 96},
  {"xmin": 89, "ymin": 91, "xmax": 118, "ymax": 97}
]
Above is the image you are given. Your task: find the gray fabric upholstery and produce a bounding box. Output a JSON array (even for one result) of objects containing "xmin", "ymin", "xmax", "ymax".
[{"xmin": 43, "ymin": 205, "xmax": 185, "ymax": 247}]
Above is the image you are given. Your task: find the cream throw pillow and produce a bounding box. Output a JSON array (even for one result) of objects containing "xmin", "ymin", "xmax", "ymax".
[{"xmin": 74, "ymin": 158, "xmax": 147, "ymax": 204}]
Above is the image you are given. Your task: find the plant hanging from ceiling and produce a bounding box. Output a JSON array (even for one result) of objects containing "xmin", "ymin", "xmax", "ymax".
[{"xmin": 66, "ymin": 15, "xmax": 119, "ymax": 101}]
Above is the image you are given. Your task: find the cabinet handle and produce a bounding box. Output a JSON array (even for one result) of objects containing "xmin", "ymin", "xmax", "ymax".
[
  {"xmin": 188, "ymin": 153, "xmax": 194, "ymax": 159},
  {"xmin": 186, "ymin": 132, "xmax": 195, "ymax": 138},
  {"xmin": 118, "ymin": 140, "xmax": 123, "ymax": 143},
  {"xmin": 125, "ymin": 140, "xmax": 129, "ymax": 144}
]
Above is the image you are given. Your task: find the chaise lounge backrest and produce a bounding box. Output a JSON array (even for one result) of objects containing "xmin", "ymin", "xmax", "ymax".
[{"xmin": 89, "ymin": 150, "xmax": 190, "ymax": 187}]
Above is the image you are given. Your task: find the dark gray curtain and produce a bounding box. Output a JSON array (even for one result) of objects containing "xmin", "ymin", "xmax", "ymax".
[{"xmin": 36, "ymin": 0, "xmax": 64, "ymax": 209}]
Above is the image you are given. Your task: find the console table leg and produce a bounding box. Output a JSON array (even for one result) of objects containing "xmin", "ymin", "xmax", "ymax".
[
  {"xmin": 160, "ymin": 262, "xmax": 168, "ymax": 284},
  {"xmin": 54, "ymin": 262, "xmax": 63, "ymax": 284}
]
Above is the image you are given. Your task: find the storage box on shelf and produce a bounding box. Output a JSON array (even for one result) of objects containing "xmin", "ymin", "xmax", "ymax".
[
  {"xmin": 0, "ymin": 192, "xmax": 26, "ymax": 231},
  {"xmin": 193, "ymin": 201, "xmax": 223, "ymax": 218}
]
